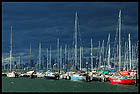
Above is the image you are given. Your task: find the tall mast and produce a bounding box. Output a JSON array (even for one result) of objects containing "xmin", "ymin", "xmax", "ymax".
[
  {"xmin": 57, "ymin": 38, "xmax": 59, "ymax": 72},
  {"xmin": 39, "ymin": 43, "xmax": 41, "ymax": 70},
  {"xmin": 136, "ymin": 41, "xmax": 138, "ymax": 70},
  {"xmin": 75, "ymin": 11, "xmax": 78, "ymax": 71},
  {"xmin": 91, "ymin": 38, "xmax": 93, "ymax": 70},
  {"xmin": 98, "ymin": 41, "xmax": 101, "ymax": 69},
  {"xmin": 132, "ymin": 45, "xmax": 134, "ymax": 70},
  {"xmin": 118, "ymin": 10, "xmax": 121, "ymax": 71},
  {"xmin": 107, "ymin": 33, "xmax": 110, "ymax": 68},
  {"xmin": 49, "ymin": 46, "xmax": 51, "ymax": 69},
  {"xmin": 124, "ymin": 42, "xmax": 127, "ymax": 71},
  {"xmin": 67, "ymin": 46, "xmax": 70, "ymax": 70},
  {"xmin": 126, "ymin": 43, "xmax": 129, "ymax": 71},
  {"xmin": 19, "ymin": 56, "xmax": 21, "ymax": 70},
  {"xmin": 102, "ymin": 40, "xmax": 105, "ymax": 66},
  {"xmin": 47, "ymin": 48, "xmax": 48, "ymax": 70},
  {"xmin": 80, "ymin": 46, "xmax": 82, "ymax": 70},
  {"xmin": 29, "ymin": 43, "xmax": 31, "ymax": 69},
  {"xmin": 60, "ymin": 46, "xmax": 62, "ymax": 71},
  {"xmin": 128, "ymin": 33, "xmax": 131, "ymax": 70},
  {"xmin": 64, "ymin": 44, "xmax": 67, "ymax": 70},
  {"xmin": 81, "ymin": 47, "xmax": 83, "ymax": 69},
  {"xmin": 10, "ymin": 26, "xmax": 13, "ymax": 72}
]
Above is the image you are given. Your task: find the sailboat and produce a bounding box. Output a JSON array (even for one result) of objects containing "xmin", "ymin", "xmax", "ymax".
[
  {"xmin": 118, "ymin": 34, "xmax": 131, "ymax": 76},
  {"xmin": 109, "ymin": 76, "xmax": 135, "ymax": 84},
  {"xmin": 70, "ymin": 73, "xmax": 86, "ymax": 81},
  {"xmin": 6, "ymin": 26, "xmax": 18, "ymax": 78},
  {"xmin": 109, "ymin": 10, "xmax": 135, "ymax": 85},
  {"xmin": 69, "ymin": 11, "xmax": 86, "ymax": 81}
]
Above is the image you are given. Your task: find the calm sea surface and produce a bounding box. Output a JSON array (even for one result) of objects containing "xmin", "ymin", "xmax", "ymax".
[{"xmin": 2, "ymin": 77, "xmax": 138, "ymax": 92}]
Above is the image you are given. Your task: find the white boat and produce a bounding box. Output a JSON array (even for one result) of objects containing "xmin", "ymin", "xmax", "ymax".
[
  {"xmin": 7, "ymin": 72, "xmax": 16, "ymax": 78},
  {"xmin": 35, "ymin": 72, "xmax": 45, "ymax": 78},
  {"xmin": 44, "ymin": 72, "xmax": 56, "ymax": 79},
  {"xmin": 26, "ymin": 71, "xmax": 35, "ymax": 76},
  {"xmin": 59, "ymin": 72, "xmax": 71, "ymax": 80},
  {"xmin": 70, "ymin": 73, "xmax": 86, "ymax": 81}
]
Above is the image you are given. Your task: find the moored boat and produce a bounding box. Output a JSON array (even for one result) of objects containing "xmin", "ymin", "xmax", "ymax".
[
  {"xmin": 44, "ymin": 71, "xmax": 57, "ymax": 79},
  {"xmin": 109, "ymin": 75, "xmax": 135, "ymax": 84},
  {"xmin": 70, "ymin": 73, "xmax": 86, "ymax": 81},
  {"xmin": 7, "ymin": 71, "xmax": 19, "ymax": 78},
  {"xmin": 118, "ymin": 70, "xmax": 129, "ymax": 75}
]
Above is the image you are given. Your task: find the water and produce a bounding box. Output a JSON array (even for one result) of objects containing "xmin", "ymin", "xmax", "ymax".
[{"xmin": 2, "ymin": 77, "xmax": 138, "ymax": 92}]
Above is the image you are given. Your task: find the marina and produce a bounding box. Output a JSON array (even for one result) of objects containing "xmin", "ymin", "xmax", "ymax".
[{"xmin": 2, "ymin": 2, "xmax": 138, "ymax": 92}]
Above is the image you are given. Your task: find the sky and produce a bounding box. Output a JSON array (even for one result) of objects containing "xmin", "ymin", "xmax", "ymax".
[{"xmin": 2, "ymin": 2, "xmax": 138, "ymax": 63}]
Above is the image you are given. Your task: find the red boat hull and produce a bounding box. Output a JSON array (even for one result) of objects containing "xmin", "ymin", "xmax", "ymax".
[
  {"xmin": 109, "ymin": 78, "xmax": 135, "ymax": 84},
  {"xmin": 118, "ymin": 70, "xmax": 129, "ymax": 75}
]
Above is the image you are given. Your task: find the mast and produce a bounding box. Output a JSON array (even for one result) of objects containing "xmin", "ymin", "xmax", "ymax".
[
  {"xmin": 118, "ymin": 10, "xmax": 121, "ymax": 71},
  {"xmin": 81, "ymin": 47, "xmax": 83, "ymax": 69},
  {"xmin": 39, "ymin": 43, "xmax": 41, "ymax": 70},
  {"xmin": 91, "ymin": 38, "xmax": 93, "ymax": 70},
  {"xmin": 128, "ymin": 33, "xmax": 131, "ymax": 70},
  {"xmin": 136, "ymin": 41, "xmax": 138, "ymax": 70},
  {"xmin": 124, "ymin": 42, "xmax": 127, "ymax": 70},
  {"xmin": 102, "ymin": 40, "xmax": 104, "ymax": 66},
  {"xmin": 57, "ymin": 38, "xmax": 59, "ymax": 72},
  {"xmin": 49, "ymin": 46, "xmax": 51, "ymax": 69},
  {"xmin": 126, "ymin": 42, "xmax": 129, "ymax": 71},
  {"xmin": 18, "ymin": 56, "xmax": 21, "ymax": 70},
  {"xmin": 116, "ymin": 44, "xmax": 119, "ymax": 69},
  {"xmin": 10, "ymin": 26, "xmax": 13, "ymax": 72},
  {"xmin": 64, "ymin": 44, "xmax": 67, "ymax": 70},
  {"xmin": 75, "ymin": 11, "xmax": 78, "ymax": 71},
  {"xmin": 47, "ymin": 48, "xmax": 48, "ymax": 70},
  {"xmin": 29, "ymin": 43, "xmax": 31, "ymax": 69},
  {"xmin": 80, "ymin": 46, "xmax": 82, "ymax": 70},
  {"xmin": 107, "ymin": 33, "xmax": 110, "ymax": 68},
  {"xmin": 98, "ymin": 41, "xmax": 101, "ymax": 69},
  {"xmin": 60, "ymin": 46, "xmax": 62, "ymax": 71},
  {"xmin": 67, "ymin": 46, "xmax": 70, "ymax": 71},
  {"xmin": 132, "ymin": 45, "xmax": 134, "ymax": 70}
]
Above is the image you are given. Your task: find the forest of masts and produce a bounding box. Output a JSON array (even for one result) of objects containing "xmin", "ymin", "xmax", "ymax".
[{"xmin": 2, "ymin": 10, "xmax": 138, "ymax": 72}]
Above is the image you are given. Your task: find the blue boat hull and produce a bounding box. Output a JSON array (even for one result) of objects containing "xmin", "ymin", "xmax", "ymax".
[{"xmin": 70, "ymin": 76, "xmax": 86, "ymax": 81}]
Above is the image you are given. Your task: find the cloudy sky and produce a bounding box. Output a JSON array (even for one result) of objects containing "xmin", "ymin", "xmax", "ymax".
[{"xmin": 2, "ymin": 2, "xmax": 138, "ymax": 62}]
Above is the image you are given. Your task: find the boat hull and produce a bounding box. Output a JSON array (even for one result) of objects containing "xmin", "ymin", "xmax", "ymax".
[
  {"xmin": 70, "ymin": 76, "xmax": 86, "ymax": 81},
  {"xmin": 109, "ymin": 78, "xmax": 135, "ymax": 84},
  {"xmin": 118, "ymin": 70, "xmax": 129, "ymax": 75},
  {"xmin": 44, "ymin": 76, "xmax": 55, "ymax": 79}
]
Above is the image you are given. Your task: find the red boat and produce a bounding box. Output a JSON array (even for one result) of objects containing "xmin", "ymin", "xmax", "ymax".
[
  {"xmin": 109, "ymin": 77, "xmax": 135, "ymax": 84},
  {"xmin": 129, "ymin": 69, "xmax": 138, "ymax": 73},
  {"xmin": 118, "ymin": 70, "xmax": 129, "ymax": 75}
]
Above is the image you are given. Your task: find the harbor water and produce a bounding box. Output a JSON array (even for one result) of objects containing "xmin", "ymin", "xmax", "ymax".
[{"xmin": 2, "ymin": 76, "xmax": 138, "ymax": 92}]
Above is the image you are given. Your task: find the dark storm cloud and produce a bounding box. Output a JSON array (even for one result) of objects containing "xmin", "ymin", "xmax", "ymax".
[{"xmin": 2, "ymin": 2, "xmax": 138, "ymax": 60}]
